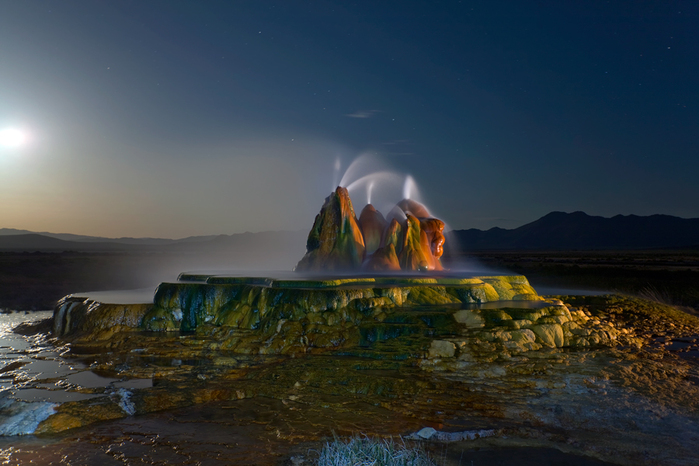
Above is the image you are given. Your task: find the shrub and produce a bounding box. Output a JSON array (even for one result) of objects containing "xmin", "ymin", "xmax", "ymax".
[{"xmin": 315, "ymin": 435, "xmax": 436, "ymax": 466}]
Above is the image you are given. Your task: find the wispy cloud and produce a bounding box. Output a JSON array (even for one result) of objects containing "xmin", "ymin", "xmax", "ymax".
[
  {"xmin": 345, "ymin": 109, "xmax": 380, "ymax": 118},
  {"xmin": 382, "ymin": 140, "xmax": 414, "ymax": 155}
]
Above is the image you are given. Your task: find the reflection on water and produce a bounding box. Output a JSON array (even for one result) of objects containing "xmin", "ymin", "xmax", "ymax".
[
  {"xmin": 64, "ymin": 371, "xmax": 117, "ymax": 388},
  {"xmin": 461, "ymin": 300, "xmax": 551, "ymax": 310},
  {"xmin": 0, "ymin": 311, "xmax": 152, "ymax": 432},
  {"xmin": 536, "ymin": 286, "xmax": 608, "ymax": 296},
  {"xmin": 112, "ymin": 378, "xmax": 153, "ymax": 389},
  {"xmin": 11, "ymin": 388, "xmax": 101, "ymax": 403}
]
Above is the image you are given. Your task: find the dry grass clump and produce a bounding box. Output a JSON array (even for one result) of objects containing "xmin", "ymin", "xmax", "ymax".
[
  {"xmin": 315, "ymin": 435, "xmax": 436, "ymax": 466},
  {"xmin": 636, "ymin": 286, "xmax": 698, "ymax": 316}
]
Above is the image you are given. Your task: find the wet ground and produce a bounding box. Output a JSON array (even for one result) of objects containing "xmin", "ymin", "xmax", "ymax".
[
  {"xmin": 2, "ymin": 290, "xmax": 699, "ymax": 465},
  {"xmin": 0, "ymin": 395, "xmax": 618, "ymax": 466},
  {"xmin": 0, "ymin": 308, "xmax": 621, "ymax": 466},
  {"xmin": 1, "ymin": 311, "xmax": 152, "ymax": 405}
]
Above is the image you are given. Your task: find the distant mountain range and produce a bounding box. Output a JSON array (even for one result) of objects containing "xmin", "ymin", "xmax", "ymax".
[
  {"xmin": 0, "ymin": 228, "xmax": 218, "ymax": 245},
  {"xmin": 0, "ymin": 229, "xmax": 308, "ymax": 255},
  {"xmin": 1, "ymin": 211, "xmax": 698, "ymax": 253},
  {"xmin": 448, "ymin": 211, "xmax": 699, "ymax": 251}
]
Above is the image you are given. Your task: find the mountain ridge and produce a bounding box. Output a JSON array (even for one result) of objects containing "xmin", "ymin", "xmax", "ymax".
[
  {"xmin": 449, "ymin": 211, "xmax": 699, "ymax": 251},
  {"xmin": 2, "ymin": 212, "xmax": 698, "ymax": 252},
  {"xmin": 0, "ymin": 228, "xmax": 219, "ymax": 244}
]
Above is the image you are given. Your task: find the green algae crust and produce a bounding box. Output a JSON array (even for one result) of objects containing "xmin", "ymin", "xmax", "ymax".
[
  {"xmin": 54, "ymin": 274, "xmax": 541, "ymax": 355},
  {"xmin": 141, "ymin": 275, "xmax": 540, "ymax": 336}
]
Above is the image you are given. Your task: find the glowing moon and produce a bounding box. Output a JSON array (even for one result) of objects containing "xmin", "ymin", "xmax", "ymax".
[{"xmin": 0, "ymin": 128, "xmax": 28, "ymax": 147}]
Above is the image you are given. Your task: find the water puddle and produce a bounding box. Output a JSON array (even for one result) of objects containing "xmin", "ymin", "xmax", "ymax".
[
  {"xmin": 10, "ymin": 388, "xmax": 101, "ymax": 403},
  {"xmin": 0, "ymin": 311, "xmax": 152, "ymax": 427},
  {"xmin": 65, "ymin": 371, "xmax": 117, "ymax": 388},
  {"xmin": 21, "ymin": 359, "xmax": 79, "ymax": 378},
  {"xmin": 461, "ymin": 300, "xmax": 552, "ymax": 310},
  {"xmin": 536, "ymin": 286, "xmax": 608, "ymax": 296},
  {"xmin": 113, "ymin": 378, "xmax": 153, "ymax": 389}
]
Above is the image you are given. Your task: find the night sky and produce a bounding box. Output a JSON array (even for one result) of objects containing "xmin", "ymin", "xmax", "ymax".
[{"xmin": 1, "ymin": 1, "xmax": 697, "ymax": 238}]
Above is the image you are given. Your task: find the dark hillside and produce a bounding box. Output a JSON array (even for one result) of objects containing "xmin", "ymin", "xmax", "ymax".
[{"xmin": 450, "ymin": 212, "xmax": 699, "ymax": 251}]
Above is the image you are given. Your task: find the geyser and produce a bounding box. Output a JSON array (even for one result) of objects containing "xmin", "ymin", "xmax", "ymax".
[{"xmin": 295, "ymin": 186, "xmax": 445, "ymax": 272}]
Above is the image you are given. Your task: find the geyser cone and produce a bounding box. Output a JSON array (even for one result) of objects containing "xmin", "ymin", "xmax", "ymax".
[
  {"xmin": 358, "ymin": 204, "xmax": 387, "ymax": 255},
  {"xmin": 420, "ymin": 218, "xmax": 445, "ymax": 260},
  {"xmin": 395, "ymin": 199, "xmax": 444, "ymax": 270},
  {"xmin": 399, "ymin": 213, "xmax": 435, "ymax": 271},
  {"xmin": 296, "ymin": 187, "xmax": 366, "ymax": 272},
  {"xmin": 362, "ymin": 243, "xmax": 400, "ymax": 271},
  {"xmin": 381, "ymin": 218, "xmax": 404, "ymax": 255}
]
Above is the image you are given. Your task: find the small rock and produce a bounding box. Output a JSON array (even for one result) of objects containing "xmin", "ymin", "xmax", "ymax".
[
  {"xmin": 530, "ymin": 323, "xmax": 564, "ymax": 347},
  {"xmin": 417, "ymin": 427, "xmax": 437, "ymax": 439},
  {"xmin": 453, "ymin": 310, "xmax": 485, "ymax": 328},
  {"xmin": 429, "ymin": 340, "xmax": 456, "ymax": 358}
]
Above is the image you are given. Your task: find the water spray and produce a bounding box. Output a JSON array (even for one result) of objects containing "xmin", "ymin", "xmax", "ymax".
[
  {"xmin": 403, "ymin": 175, "xmax": 416, "ymax": 200},
  {"xmin": 333, "ymin": 156, "xmax": 341, "ymax": 190}
]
